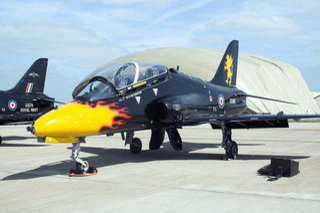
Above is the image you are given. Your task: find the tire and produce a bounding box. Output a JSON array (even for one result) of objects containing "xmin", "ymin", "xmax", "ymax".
[
  {"xmin": 166, "ymin": 128, "xmax": 182, "ymax": 151},
  {"xmin": 130, "ymin": 138, "xmax": 142, "ymax": 154},
  {"xmin": 149, "ymin": 128, "xmax": 165, "ymax": 150},
  {"xmin": 0, "ymin": 136, "xmax": 2, "ymax": 144},
  {"xmin": 226, "ymin": 141, "xmax": 238, "ymax": 159},
  {"xmin": 81, "ymin": 161, "xmax": 90, "ymax": 172}
]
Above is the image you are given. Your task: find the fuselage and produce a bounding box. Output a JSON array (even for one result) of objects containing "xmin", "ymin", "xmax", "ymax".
[
  {"xmin": 32, "ymin": 68, "xmax": 247, "ymax": 138},
  {"xmin": 0, "ymin": 90, "xmax": 54, "ymax": 125}
]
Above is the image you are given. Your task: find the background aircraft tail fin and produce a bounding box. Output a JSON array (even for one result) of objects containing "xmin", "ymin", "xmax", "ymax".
[
  {"xmin": 210, "ymin": 40, "xmax": 238, "ymax": 87},
  {"xmin": 10, "ymin": 58, "xmax": 48, "ymax": 94}
]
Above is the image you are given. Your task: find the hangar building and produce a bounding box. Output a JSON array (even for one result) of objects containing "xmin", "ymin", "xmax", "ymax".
[
  {"xmin": 74, "ymin": 47, "xmax": 320, "ymax": 114},
  {"xmin": 314, "ymin": 92, "xmax": 320, "ymax": 108}
]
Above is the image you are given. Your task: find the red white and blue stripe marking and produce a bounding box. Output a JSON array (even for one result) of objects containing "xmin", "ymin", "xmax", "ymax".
[
  {"xmin": 8, "ymin": 100, "xmax": 17, "ymax": 111},
  {"xmin": 25, "ymin": 83, "xmax": 33, "ymax": 93}
]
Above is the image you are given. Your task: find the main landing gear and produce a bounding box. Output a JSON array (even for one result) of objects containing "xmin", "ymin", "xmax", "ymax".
[
  {"xmin": 148, "ymin": 127, "xmax": 182, "ymax": 151},
  {"xmin": 149, "ymin": 127, "xmax": 165, "ymax": 150},
  {"xmin": 123, "ymin": 127, "xmax": 183, "ymax": 153},
  {"xmin": 221, "ymin": 124, "xmax": 238, "ymax": 159},
  {"xmin": 68, "ymin": 138, "xmax": 97, "ymax": 177},
  {"xmin": 0, "ymin": 135, "xmax": 2, "ymax": 144},
  {"xmin": 123, "ymin": 125, "xmax": 237, "ymax": 160},
  {"xmin": 166, "ymin": 127, "xmax": 182, "ymax": 151}
]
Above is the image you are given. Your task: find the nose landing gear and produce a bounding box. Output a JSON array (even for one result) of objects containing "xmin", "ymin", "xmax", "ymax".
[{"xmin": 68, "ymin": 138, "xmax": 97, "ymax": 177}]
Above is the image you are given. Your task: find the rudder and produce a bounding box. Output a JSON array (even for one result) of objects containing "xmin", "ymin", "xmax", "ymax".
[{"xmin": 210, "ymin": 40, "xmax": 238, "ymax": 87}]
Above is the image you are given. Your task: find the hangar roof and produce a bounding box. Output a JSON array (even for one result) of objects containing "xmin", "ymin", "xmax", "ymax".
[{"xmin": 313, "ymin": 92, "xmax": 320, "ymax": 108}]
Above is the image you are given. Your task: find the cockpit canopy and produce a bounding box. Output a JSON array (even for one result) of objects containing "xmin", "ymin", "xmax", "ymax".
[{"xmin": 76, "ymin": 62, "xmax": 167, "ymax": 101}]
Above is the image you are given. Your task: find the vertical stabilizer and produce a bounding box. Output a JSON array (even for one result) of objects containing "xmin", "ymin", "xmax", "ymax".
[
  {"xmin": 210, "ymin": 40, "xmax": 238, "ymax": 87},
  {"xmin": 10, "ymin": 58, "xmax": 48, "ymax": 94}
]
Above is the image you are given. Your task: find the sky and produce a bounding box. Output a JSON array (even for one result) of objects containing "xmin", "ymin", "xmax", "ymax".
[{"xmin": 0, "ymin": 0, "xmax": 319, "ymax": 102}]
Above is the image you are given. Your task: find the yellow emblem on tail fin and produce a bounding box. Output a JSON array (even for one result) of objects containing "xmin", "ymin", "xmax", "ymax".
[{"xmin": 224, "ymin": 54, "xmax": 233, "ymax": 86}]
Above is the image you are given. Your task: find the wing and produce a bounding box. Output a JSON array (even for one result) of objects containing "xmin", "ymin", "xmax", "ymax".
[{"xmin": 183, "ymin": 112, "xmax": 320, "ymax": 129}]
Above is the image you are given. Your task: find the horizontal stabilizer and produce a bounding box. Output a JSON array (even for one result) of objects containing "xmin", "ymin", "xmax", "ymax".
[{"xmin": 235, "ymin": 93, "xmax": 296, "ymax": 105}]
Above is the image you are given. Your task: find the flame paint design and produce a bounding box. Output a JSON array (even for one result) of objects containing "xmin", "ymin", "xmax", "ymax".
[
  {"xmin": 224, "ymin": 54, "xmax": 233, "ymax": 86},
  {"xmin": 33, "ymin": 100, "xmax": 132, "ymax": 138},
  {"xmin": 74, "ymin": 100, "xmax": 132, "ymax": 133}
]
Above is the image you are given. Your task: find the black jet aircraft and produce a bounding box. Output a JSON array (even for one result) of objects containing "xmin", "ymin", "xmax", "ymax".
[
  {"xmin": 27, "ymin": 40, "xmax": 320, "ymax": 176},
  {"xmin": 0, "ymin": 58, "xmax": 58, "ymax": 144}
]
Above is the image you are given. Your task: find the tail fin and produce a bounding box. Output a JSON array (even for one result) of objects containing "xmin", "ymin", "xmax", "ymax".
[
  {"xmin": 210, "ymin": 40, "xmax": 239, "ymax": 87},
  {"xmin": 10, "ymin": 58, "xmax": 48, "ymax": 94}
]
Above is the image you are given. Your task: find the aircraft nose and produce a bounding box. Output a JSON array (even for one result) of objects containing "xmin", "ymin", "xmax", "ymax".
[
  {"xmin": 33, "ymin": 103, "xmax": 80, "ymax": 138},
  {"xmin": 32, "ymin": 101, "xmax": 132, "ymax": 138}
]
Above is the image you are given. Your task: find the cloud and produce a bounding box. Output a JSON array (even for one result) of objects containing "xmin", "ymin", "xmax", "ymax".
[
  {"xmin": 0, "ymin": 0, "xmax": 320, "ymax": 94},
  {"xmin": 86, "ymin": 0, "xmax": 179, "ymax": 9},
  {"xmin": 0, "ymin": 22, "xmax": 125, "ymax": 69},
  {"xmin": 209, "ymin": 12, "xmax": 301, "ymax": 39},
  {"xmin": 241, "ymin": 0, "xmax": 320, "ymax": 14},
  {"xmin": 152, "ymin": 0, "xmax": 213, "ymax": 24}
]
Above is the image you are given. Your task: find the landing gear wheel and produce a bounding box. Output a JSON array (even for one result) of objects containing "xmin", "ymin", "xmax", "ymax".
[
  {"xmin": 68, "ymin": 140, "xmax": 97, "ymax": 177},
  {"xmin": 68, "ymin": 167, "xmax": 98, "ymax": 177},
  {"xmin": 149, "ymin": 128, "xmax": 165, "ymax": 150},
  {"xmin": 69, "ymin": 162, "xmax": 97, "ymax": 177},
  {"xmin": 166, "ymin": 128, "xmax": 183, "ymax": 151},
  {"xmin": 226, "ymin": 141, "xmax": 238, "ymax": 160},
  {"xmin": 130, "ymin": 138, "xmax": 142, "ymax": 154},
  {"xmin": 81, "ymin": 160, "xmax": 89, "ymax": 172},
  {"xmin": 0, "ymin": 136, "xmax": 2, "ymax": 144}
]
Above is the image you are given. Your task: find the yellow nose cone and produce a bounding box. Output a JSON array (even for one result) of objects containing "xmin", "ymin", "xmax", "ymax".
[{"xmin": 33, "ymin": 101, "xmax": 131, "ymax": 138}]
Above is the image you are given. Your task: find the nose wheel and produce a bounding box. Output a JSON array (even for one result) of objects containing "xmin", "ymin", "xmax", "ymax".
[{"xmin": 68, "ymin": 139, "xmax": 97, "ymax": 177}]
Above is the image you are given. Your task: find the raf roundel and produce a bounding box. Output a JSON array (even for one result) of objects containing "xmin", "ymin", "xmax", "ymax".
[
  {"xmin": 218, "ymin": 94, "xmax": 225, "ymax": 109},
  {"xmin": 8, "ymin": 99, "xmax": 17, "ymax": 111}
]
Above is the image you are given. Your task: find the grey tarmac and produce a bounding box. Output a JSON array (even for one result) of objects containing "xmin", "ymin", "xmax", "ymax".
[{"xmin": 0, "ymin": 123, "xmax": 320, "ymax": 213}]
